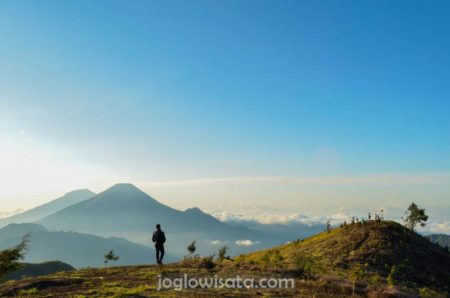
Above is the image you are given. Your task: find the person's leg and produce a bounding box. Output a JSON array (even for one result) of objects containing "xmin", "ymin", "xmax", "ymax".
[
  {"xmin": 159, "ymin": 246, "xmax": 165, "ymax": 264},
  {"xmin": 155, "ymin": 246, "xmax": 160, "ymax": 264}
]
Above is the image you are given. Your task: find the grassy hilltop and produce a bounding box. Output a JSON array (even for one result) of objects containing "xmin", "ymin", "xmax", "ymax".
[{"xmin": 0, "ymin": 220, "xmax": 448, "ymax": 297}]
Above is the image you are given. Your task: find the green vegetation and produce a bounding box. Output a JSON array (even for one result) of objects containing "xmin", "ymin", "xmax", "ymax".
[
  {"xmin": 217, "ymin": 245, "xmax": 229, "ymax": 262},
  {"xmin": 2, "ymin": 261, "xmax": 74, "ymax": 281},
  {"xmin": 0, "ymin": 234, "xmax": 29, "ymax": 280},
  {"xmin": 187, "ymin": 240, "xmax": 196, "ymax": 255},
  {"xmin": 245, "ymin": 220, "xmax": 449, "ymax": 295},
  {"xmin": 103, "ymin": 250, "xmax": 119, "ymax": 268},
  {"xmin": 0, "ymin": 215, "xmax": 448, "ymax": 297},
  {"xmin": 402, "ymin": 202, "xmax": 428, "ymax": 236},
  {"xmin": 17, "ymin": 287, "xmax": 38, "ymax": 296}
]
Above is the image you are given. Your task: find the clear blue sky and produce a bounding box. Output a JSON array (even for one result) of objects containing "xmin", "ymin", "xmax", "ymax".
[{"xmin": 0, "ymin": 1, "xmax": 449, "ymax": 228}]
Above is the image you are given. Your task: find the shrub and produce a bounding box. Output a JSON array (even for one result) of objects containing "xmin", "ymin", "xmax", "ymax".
[
  {"xmin": 187, "ymin": 240, "xmax": 196, "ymax": 255},
  {"xmin": 0, "ymin": 233, "xmax": 30, "ymax": 280},
  {"xmin": 217, "ymin": 246, "xmax": 229, "ymax": 262},
  {"xmin": 294, "ymin": 254, "xmax": 314, "ymax": 279},
  {"xmin": 271, "ymin": 249, "xmax": 284, "ymax": 271},
  {"xmin": 104, "ymin": 250, "xmax": 119, "ymax": 267},
  {"xmin": 234, "ymin": 254, "xmax": 246, "ymax": 268},
  {"xmin": 261, "ymin": 252, "xmax": 271, "ymax": 270},
  {"xmin": 199, "ymin": 255, "xmax": 216, "ymax": 269}
]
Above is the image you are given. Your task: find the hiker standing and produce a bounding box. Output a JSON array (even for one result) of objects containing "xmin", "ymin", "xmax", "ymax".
[{"xmin": 152, "ymin": 224, "xmax": 166, "ymax": 265}]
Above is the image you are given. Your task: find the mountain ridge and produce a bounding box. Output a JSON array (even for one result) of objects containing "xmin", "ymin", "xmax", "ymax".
[
  {"xmin": 0, "ymin": 189, "xmax": 95, "ymax": 228},
  {"xmin": 36, "ymin": 183, "xmax": 264, "ymax": 257}
]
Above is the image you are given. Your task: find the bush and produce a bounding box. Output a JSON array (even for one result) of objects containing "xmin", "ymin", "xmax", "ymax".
[
  {"xmin": 234, "ymin": 254, "xmax": 246, "ymax": 268},
  {"xmin": 294, "ymin": 254, "xmax": 314, "ymax": 279},
  {"xmin": 199, "ymin": 255, "xmax": 216, "ymax": 269},
  {"xmin": 271, "ymin": 249, "xmax": 284, "ymax": 271},
  {"xmin": 217, "ymin": 246, "xmax": 229, "ymax": 262},
  {"xmin": 261, "ymin": 252, "xmax": 271, "ymax": 270},
  {"xmin": 187, "ymin": 241, "xmax": 196, "ymax": 255}
]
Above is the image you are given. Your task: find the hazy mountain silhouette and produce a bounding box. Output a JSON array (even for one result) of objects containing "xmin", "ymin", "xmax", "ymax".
[
  {"xmin": 430, "ymin": 234, "xmax": 450, "ymax": 249},
  {"xmin": 37, "ymin": 184, "xmax": 269, "ymax": 257},
  {"xmin": 0, "ymin": 189, "xmax": 95, "ymax": 228},
  {"xmin": 0, "ymin": 223, "xmax": 174, "ymax": 268}
]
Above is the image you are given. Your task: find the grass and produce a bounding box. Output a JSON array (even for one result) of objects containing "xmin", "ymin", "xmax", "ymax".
[
  {"xmin": 0, "ymin": 221, "xmax": 448, "ymax": 297},
  {"xmin": 17, "ymin": 287, "xmax": 39, "ymax": 296}
]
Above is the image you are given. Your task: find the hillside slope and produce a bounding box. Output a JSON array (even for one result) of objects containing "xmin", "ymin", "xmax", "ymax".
[
  {"xmin": 246, "ymin": 220, "xmax": 450, "ymax": 291},
  {"xmin": 0, "ymin": 220, "xmax": 448, "ymax": 297}
]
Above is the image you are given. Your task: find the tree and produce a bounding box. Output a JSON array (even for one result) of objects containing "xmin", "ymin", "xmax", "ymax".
[
  {"xmin": 403, "ymin": 202, "xmax": 428, "ymax": 235},
  {"xmin": 218, "ymin": 245, "xmax": 229, "ymax": 262},
  {"xmin": 104, "ymin": 250, "xmax": 119, "ymax": 267},
  {"xmin": 0, "ymin": 233, "xmax": 30, "ymax": 280},
  {"xmin": 187, "ymin": 240, "xmax": 196, "ymax": 255}
]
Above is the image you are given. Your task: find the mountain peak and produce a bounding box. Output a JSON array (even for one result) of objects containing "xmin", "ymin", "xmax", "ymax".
[
  {"xmin": 184, "ymin": 207, "xmax": 204, "ymax": 214},
  {"xmin": 101, "ymin": 183, "xmax": 146, "ymax": 196},
  {"xmin": 83, "ymin": 183, "xmax": 161, "ymax": 206},
  {"xmin": 63, "ymin": 189, "xmax": 95, "ymax": 197}
]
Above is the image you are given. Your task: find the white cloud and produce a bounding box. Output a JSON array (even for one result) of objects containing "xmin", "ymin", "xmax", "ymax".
[
  {"xmin": 235, "ymin": 240, "xmax": 260, "ymax": 246},
  {"xmin": 418, "ymin": 221, "xmax": 450, "ymax": 235},
  {"xmin": 212, "ymin": 211, "xmax": 342, "ymax": 226},
  {"xmin": 211, "ymin": 209, "xmax": 450, "ymax": 235},
  {"xmin": 210, "ymin": 240, "xmax": 221, "ymax": 245}
]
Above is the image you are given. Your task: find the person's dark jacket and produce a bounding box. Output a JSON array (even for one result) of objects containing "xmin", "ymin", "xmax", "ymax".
[{"xmin": 152, "ymin": 230, "xmax": 166, "ymax": 247}]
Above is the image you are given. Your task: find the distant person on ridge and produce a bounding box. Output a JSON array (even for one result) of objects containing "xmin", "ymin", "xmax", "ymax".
[{"xmin": 152, "ymin": 224, "xmax": 166, "ymax": 265}]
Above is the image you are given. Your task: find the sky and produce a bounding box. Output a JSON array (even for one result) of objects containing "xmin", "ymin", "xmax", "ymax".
[{"xmin": 0, "ymin": 1, "xmax": 449, "ymax": 231}]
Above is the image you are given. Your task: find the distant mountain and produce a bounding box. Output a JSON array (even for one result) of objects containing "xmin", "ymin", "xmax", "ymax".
[
  {"xmin": 2, "ymin": 261, "xmax": 75, "ymax": 281},
  {"xmin": 0, "ymin": 209, "xmax": 25, "ymax": 219},
  {"xmin": 0, "ymin": 189, "xmax": 95, "ymax": 228},
  {"xmin": 0, "ymin": 223, "xmax": 173, "ymax": 268},
  {"xmin": 37, "ymin": 184, "xmax": 272, "ymax": 257},
  {"xmin": 429, "ymin": 234, "xmax": 450, "ymax": 249}
]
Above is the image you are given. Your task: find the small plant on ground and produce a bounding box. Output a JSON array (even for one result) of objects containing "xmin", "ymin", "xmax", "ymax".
[
  {"xmin": 187, "ymin": 240, "xmax": 196, "ymax": 255},
  {"xmin": 104, "ymin": 250, "xmax": 119, "ymax": 267},
  {"xmin": 271, "ymin": 249, "xmax": 284, "ymax": 271},
  {"xmin": 199, "ymin": 255, "xmax": 216, "ymax": 269},
  {"xmin": 261, "ymin": 252, "xmax": 271, "ymax": 270},
  {"xmin": 234, "ymin": 254, "xmax": 246, "ymax": 268},
  {"xmin": 294, "ymin": 254, "xmax": 315, "ymax": 279},
  {"xmin": 218, "ymin": 245, "xmax": 229, "ymax": 262},
  {"xmin": 183, "ymin": 240, "xmax": 200, "ymax": 264}
]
